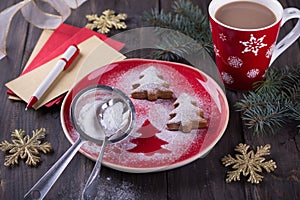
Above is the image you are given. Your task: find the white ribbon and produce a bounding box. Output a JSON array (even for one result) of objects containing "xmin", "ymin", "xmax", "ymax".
[{"xmin": 0, "ymin": 0, "xmax": 88, "ymax": 60}]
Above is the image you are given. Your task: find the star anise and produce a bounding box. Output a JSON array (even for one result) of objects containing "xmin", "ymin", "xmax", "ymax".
[
  {"xmin": 0, "ymin": 128, "xmax": 52, "ymax": 167},
  {"xmin": 85, "ymin": 9, "xmax": 127, "ymax": 34},
  {"xmin": 221, "ymin": 143, "xmax": 277, "ymax": 184}
]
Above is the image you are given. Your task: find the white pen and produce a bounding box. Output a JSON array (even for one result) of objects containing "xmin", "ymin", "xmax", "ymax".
[{"xmin": 25, "ymin": 45, "xmax": 80, "ymax": 110}]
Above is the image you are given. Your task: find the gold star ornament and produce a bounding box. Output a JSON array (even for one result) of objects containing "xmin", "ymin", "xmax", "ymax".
[
  {"xmin": 85, "ymin": 9, "xmax": 127, "ymax": 34},
  {"xmin": 221, "ymin": 143, "xmax": 277, "ymax": 184}
]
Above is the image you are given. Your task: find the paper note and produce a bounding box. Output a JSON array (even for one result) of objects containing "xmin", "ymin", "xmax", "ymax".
[
  {"xmin": 6, "ymin": 36, "xmax": 126, "ymax": 109},
  {"xmin": 8, "ymin": 29, "xmax": 54, "ymax": 101}
]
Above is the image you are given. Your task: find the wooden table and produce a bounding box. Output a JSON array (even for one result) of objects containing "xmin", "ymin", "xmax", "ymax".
[{"xmin": 0, "ymin": 0, "xmax": 299, "ymax": 199}]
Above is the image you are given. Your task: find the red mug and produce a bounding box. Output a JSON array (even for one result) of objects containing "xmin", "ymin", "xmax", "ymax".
[{"xmin": 209, "ymin": 0, "xmax": 300, "ymax": 90}]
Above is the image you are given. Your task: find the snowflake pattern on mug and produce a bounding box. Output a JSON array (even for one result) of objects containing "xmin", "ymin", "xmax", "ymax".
[
  {"xmin": 221, "ymin": 72, "xmax": 234, "ymax": 84},
  {"xmin": 227, "ymin": 56, "xmax": 243, "ymax": 68},
  {"xmin": 214, "ymin": 45, "xmax": 221, "ymax": 57},
  {"xmin": 266, "ymin": 43, "xmax": 275, "ymax": 58},
  {"xmin": 240, "ymin": 34, "xmax": 267, "ymax": 56},
  {"xmin": 219, "ymin": 33, "xmax": 227, "ymax": 41},
  {"xmin": 246, "ymin": 69, "xmax": 260, "ymax": 78}
]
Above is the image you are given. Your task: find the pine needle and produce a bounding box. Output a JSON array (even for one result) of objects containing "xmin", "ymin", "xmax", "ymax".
[
  {"xmin": 235, "ymin": 66, "xmax": 300, "ymax": 134},
  {"xmin": 143, "ymin": 0, "xmax": 213, "ymax": 61}
]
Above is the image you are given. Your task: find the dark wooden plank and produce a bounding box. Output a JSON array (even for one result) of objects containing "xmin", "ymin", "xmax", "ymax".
[
  {"xmin": 0, "ymin": 1, "xmax": 38, "ymax": 200},
  {"xmin": 0, "ymin": 0, "xmax": 299, "ymax": 199}
]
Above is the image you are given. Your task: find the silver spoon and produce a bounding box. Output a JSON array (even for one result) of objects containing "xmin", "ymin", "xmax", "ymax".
[
  {"xmin": 81, "ymin": 98, "xmax": 133, "ymax": 200},
  {"xmin": 24, "ymin": 85, "xmax": 135, "ymax": 200}
]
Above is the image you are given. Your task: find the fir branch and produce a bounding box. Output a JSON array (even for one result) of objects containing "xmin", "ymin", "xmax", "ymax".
[
  {"xmin": 235, "ymin": 66, "xmax": 300, "ymax": 134},
  {"xmin": 152, "ymin": 30, "xmax": 205, "ymax": 61},
  {"xmin": 143, "ymin": 0, "xmax": 213, "ymax": 61},
  {"xmin": 254, "ymin": 67, "xmax": 300, "ymax": 100},
  {"xmin": 172, "ymin": 0, "xmax": 211, "ymax": 41},
  {"xmin": 240, "ymin": 97, "xmax": 290, "ymax": 134}
]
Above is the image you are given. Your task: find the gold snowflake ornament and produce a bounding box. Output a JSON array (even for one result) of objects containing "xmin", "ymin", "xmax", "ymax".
[
  {"xmin": 221, "ymin": 143, "xmax": 276, "ymax": 184},
  {"xmin": 0, "ymin": 128, "xmax": 52, "ymax": 167},
  {"xmin": 85, "ymin": 9, "xmax": 127, "ymax": 34}
]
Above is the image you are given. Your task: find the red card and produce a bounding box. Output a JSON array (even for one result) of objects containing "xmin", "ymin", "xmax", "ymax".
[
  {"xmin": 22, "ymin": 24, "xmax": 124, "ymax": 75},
  {"xmin": 8, "ymin": 24, "xmax": 125, "ymax": 107}
]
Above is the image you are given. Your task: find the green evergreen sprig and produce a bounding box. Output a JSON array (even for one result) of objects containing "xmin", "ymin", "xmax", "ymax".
[
  {"xmin": 235, "ymin": 66, "xmax": 300, "ymax": 134},
  {"xmin": 143, "ymin": 0, "xmax": 213, "ymax": 60}
]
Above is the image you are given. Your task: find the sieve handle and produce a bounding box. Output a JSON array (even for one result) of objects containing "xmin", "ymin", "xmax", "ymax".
[
  {"xmin": 24, "ymin": 138, "xmax": 85, "ymax": 200},
  {"xmin": 81, "ymin": 138, "xmax": 108, "ymax": 200}
]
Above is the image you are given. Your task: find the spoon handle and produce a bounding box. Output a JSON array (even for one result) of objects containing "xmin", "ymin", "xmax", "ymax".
[
  {"xmin": 81, "ymin": 139, "xmax": 108, "ymax": 200},
  {"xmin": 24, "ymin": 138, "xmax": 85, "ymax": 200}
]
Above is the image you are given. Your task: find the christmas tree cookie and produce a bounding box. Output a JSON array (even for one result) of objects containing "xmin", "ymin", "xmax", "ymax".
[
  {"xmin": 131, "ymin": 66, "xmax": 173, "ymax": 101},
  {"xmin": 166, "ymin": 93, "xmax": 207, "ymax": 133}
]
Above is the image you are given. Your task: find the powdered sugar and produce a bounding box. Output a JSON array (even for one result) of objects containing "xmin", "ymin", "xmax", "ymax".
[
  {"xmin": 132, "ymin": 66, "xmax": 170, "ymax": 88},
  {"xmin": 80, "ymin": 63, "xmax": 208, "ymax": 168},
  {"xmin": 113, "ymin": 63, "xmax": 194, "ymax": 98},
  {"xmin": 167, "ymin": 93, "xmax": 206, "ymax": 132},
  {"xmin": 101, "ymin": 102, "xmax": 125, "ymax": 132},
  {"xmin": 77, "ymin": 101, "xmax": 105, "ymax": 141},
  {"xmin": 148, "ymin": 103, "xmax": 171, "ymax": 130},
  {"xmin": 81, "ymin": 176, "xmax": 142, "ymax": 199},
  {"xmin": 64, "ymin": 61, "xmax": 228, "ymax": 171},
  {"xmin": 77, "ymin": 95, "xmax": 131, "ymax": 142}
]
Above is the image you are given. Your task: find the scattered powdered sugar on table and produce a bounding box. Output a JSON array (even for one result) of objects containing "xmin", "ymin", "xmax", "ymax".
[{"xmin": 81, "ymin": 176, "xmax": 142, "ymax": 200}]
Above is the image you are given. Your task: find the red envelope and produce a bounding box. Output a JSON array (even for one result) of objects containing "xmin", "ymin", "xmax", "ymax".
[{"xmin": 8, "ymin": 23, "xmax": 125, "ymax": 107}]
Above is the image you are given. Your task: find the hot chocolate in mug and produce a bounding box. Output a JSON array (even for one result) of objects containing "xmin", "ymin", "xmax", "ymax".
[{"xmin": 209, "ymin": 0, "xmax": 300, "ymax": 90}]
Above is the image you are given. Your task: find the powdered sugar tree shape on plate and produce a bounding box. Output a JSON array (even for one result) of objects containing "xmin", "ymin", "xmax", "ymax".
[
  {"xmin": 127, "ymin": 119, "xmax": 171, "ymax": 156},
  {"xmin": 131, "ymin": 66, "xmax": 173, "ymax": 101},
  {"xmin": 167, "ymin": 93, "xmax": 207, "ymax": 133}
]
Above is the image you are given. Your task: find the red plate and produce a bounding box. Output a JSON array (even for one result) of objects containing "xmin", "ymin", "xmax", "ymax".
[{"xmin": 60, "ymin": 59, "xmax": 229, "ymax": 173}]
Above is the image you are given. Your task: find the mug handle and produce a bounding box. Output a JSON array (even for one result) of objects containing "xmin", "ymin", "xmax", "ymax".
[{"xmin": 270, "ymin": 7, "xmax": 300, "ymax": 65}]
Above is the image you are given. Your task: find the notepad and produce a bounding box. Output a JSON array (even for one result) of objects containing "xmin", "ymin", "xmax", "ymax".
[{"xmin": 6, "ymin": 36, "xmax": 126, "ymax": 109}]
